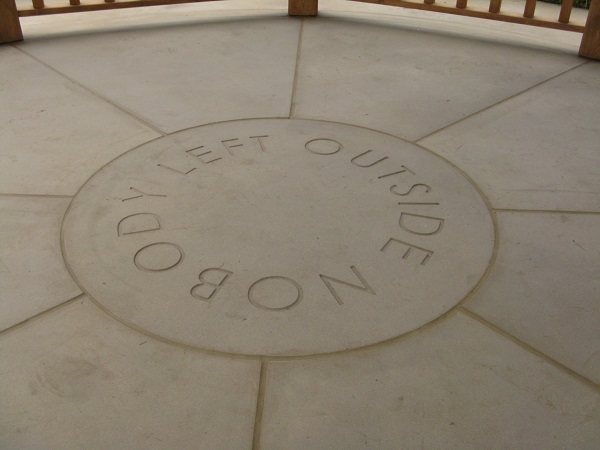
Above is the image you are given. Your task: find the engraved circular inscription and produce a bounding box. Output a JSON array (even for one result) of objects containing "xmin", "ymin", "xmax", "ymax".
[{"xmin": 63, "ymin": 119, "xmax": 495, "ymax": 356}]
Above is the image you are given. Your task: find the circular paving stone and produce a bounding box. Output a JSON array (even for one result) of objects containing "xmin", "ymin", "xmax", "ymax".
[{"xmin": 62, "ymin": 119, "xmax": 494, "ymax": 356}]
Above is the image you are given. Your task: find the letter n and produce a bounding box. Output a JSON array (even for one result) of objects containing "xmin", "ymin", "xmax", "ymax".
[{"xmin": 319, "ymin": 266, "xmax": 375, "ymax": 305}]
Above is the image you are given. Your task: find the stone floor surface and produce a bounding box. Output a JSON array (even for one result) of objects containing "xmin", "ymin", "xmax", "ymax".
[{"xmin": 1, "ymin": 0, "xmax": 599, "ymax": 448}]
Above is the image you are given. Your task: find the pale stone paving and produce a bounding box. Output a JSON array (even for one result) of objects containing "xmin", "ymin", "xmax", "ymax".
[{"xmin": 0, "ymin": 0, "xmax": 598, "ymax": 448}]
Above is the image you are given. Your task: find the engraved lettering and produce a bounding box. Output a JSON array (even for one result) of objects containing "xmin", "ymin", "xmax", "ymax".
[
  {"xmin": 390, "ymin": 183, "xmax": 432, "ymax": 196},
  {"xmin": 117, "ymin": 213, "xmax": 161, "ymax": 236},
  {"xmin": 186, "ymin": 146, "xmax": 222, "ymax": 164},
  {"xmin": 190, "ymin": 268, "xmax": 233, "ymax": 302},
  {"xmin": 133, "ymin": 242, "xmax": 184, "ymax": 272},
  {"xmin": 250, "ymin": 135, "xmax": 269, "ymax": 152},
  {"xmin": 157, "ymin": 163, "xmax": 196, "ymax": 175},
  {"xmin": 380, "ymin": 238, "xmax": 433, "ymax": 266},
  {"xmin": 185, "ymin": 145, "xmax": 204, "ymax": 155},
  {"xmin": 399, "ymin": 213, "xmax": 444, "ymax": 236},
  {"xmin": 305, "ymin": 138, "xmax": 343, "ymax": 155},
  {"xmin": 122, "ymin": 187, "xmax": 167, "ymax": 202},
  {"xmin": 378, "ymin": 165, "xmax": 415, "ymax": 179},
  {"xmin": 248, "ymin": 276, "xmax": 303, "ymax": 311},
  {"xmin": 221, "ymin": 138, "xmax": 244, "ymax": 155},
  {"xmin": 351, "ymin": 150, "xmax": 388, "ymax": 168},
  {"xmin": 319, "ymin": 266, "xmax": 375, "ymax": 305}
]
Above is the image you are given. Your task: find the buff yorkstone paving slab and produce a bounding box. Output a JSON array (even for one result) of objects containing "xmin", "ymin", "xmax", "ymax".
[
  {"xmin": 0, "ymin": 196, "xmax": 81, "ymax": 332},
  {"xmin": 464, "ymin": 212, "xmax": 600, "ymax": 384},
  {"xmin": 260, "ymin": 312, "xmax": 600, "ymax": 449},
  {"xmin": 291, "ymin": 17, "xmax": 582, "ymax": 142},
  {"xmin": 15, "ymin": 17, "xmax": 301, "ymax": 133},
  {"xmin": 0, "ymin": 297, "xmax": 260, "ymax": 449},
  {"xmin": 0, "ymin": 46, "xmax": 160, "ymax": 196},
  {"xmin": 60, "ymin": 118, "xmax": 495, "ymax": 356},
  {"xmin": 418, "ymin": 62, "xmax": 600, "ymax": 211},
  {"xmin": 2, "ymin": 2, "xmax": 599, "ymax": 449}
]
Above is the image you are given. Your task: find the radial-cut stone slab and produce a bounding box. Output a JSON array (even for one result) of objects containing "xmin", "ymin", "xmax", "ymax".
[
  {"xmin": 62, "ymin": 119, "xmax": 494, "ymax": 356},
  {"xmin": 0, "ymin": 196, "xmax": 81, "ymax": 332}
]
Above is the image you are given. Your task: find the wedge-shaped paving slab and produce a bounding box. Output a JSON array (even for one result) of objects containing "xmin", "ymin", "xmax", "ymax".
[
  {"xmin": 291, "ymin": 18, "xmax": 581, "ymax": 142},
  {"xmin": 260, "ymin": 313, "xmax": 600, "ymax": 449},
  {"xmin": 0, "ymin": 297, "xmax": 260, "ymax": 449},
  {"xmin": 0, "ymin": 46, "xmax": 160, "ymax": 196},
  {"xmin": 62, "ymin": 119, "xmax": 494, "ymax": 356},
  {"xmin": 0, "ymin": 196, "xmax": 81, "ymax": 332},
  {"xmin": 419, "ymin": 63, "xmax": 600, "ymax": 211},
  {"xmin": 16, "ymin": 17, "xmax": 300, "ymax": 133},
  {"xmin": 465, "ymin": 212, "xmax": 600, "ymax": 384}
]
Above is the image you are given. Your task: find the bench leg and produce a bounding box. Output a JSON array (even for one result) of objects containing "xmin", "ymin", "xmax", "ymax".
[
  {"xmin": 0, "ymin": 0, "xmax": 23, "ymax": 44},
  {"xmin": 580, "ymin": 0, "xmax": 600, "ymax": 59},
  {"xmin": 289, "ymin": 0, "xmax": 318, "ymax": 16}
]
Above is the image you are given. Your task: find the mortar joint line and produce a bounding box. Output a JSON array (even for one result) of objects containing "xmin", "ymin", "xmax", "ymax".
[
  {"xmin": 492, "ymin": 207, "xmax": 600, "ymax": 215},
  {"xmin": 0, "ymin": 192, "xmax": 74, "ymax": 199},
  {"xmin": 289, "ymin": 18, "xmax": 305, "ymax": 119},
  {"xmin": 414, "ymin": 60, "xmax": 589, "ymax": 144},
  {"xmin": 459, "ymin": 307, "xmax": 600, "ymax": 392},
  {"xmin": 0, "ymin": 293, "xmax": 85, "ymax": 338},
  {"xmin": 12, "ymin": 45, "xmax": 168, "ymax": 136},
  {"xmin": 252, "ymin": 360, "xmax": 269, "ymax": 450}
]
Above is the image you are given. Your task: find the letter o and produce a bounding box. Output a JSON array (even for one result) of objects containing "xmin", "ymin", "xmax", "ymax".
[
  {"xmin": 305, "ymin": 138, "xmax": 343, "ymax": 155},
  {"xmin": 248, "ymin": 276, "xmax": 303, "ymax": 311},
  {"xmin": 133, "ymin": 242, "xmax": 184, "ymax": 272}
]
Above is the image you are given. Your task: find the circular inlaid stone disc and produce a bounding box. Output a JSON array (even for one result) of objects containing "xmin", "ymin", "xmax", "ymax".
[{"xmin": 63, "ymin": 119, "xmax": 494, "ymax": 356}]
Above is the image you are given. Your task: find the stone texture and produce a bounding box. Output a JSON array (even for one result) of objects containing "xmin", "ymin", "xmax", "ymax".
[
  {"xmin": 291, "ymin": 17, "xmax": 581, "ymax": 142},
  {"xmin": 61, "ymin": 119, "xmax": 494, "ymax": 356},
  {"xmin": 0, "ymin": 196, "xmax": 81, "ymax": 332},
  {"xmin": 0, "ymin": 297, "xmax": 260, "ymax": 449},
  {"xmin": 419, "ymin": 62, "xmax": 600, "ymax": 211},
  {"xmin": 260, "ymin": 312, "xmax": 600, "ymax": 449},
  {"xmin": 16, "ymin": 17, "xmax": 301, "ymax": 133},
  {"xmin": 465, "ymin": 212, "xmax": 600, "ymax": 384},
  {"xmin": 2, "ymin": 2, "xmax": 598, "ymax": 448},
  {"xmin": 0, "ymin": 46, "xmax": 160, "ymax": 196}
]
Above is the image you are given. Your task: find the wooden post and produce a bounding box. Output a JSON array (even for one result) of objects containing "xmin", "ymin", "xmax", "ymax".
[
  {"xmin": 523, "ymin": 0, "xmax": 536, "ymax": 18},
  {"xmin": 489, "ymin": 0, "xmax": 502, "ymax": 13},
  {"xmin": 558, "ymin": 0, "xmax": 574, "ymax": 23},
  {"xmin": 0, "ymin": 0, "xmax": 22, "ymax": 43},
  {"xmin": 289, "ymin": 0, "xmax": 318, "ymax": 16},
  {"xmin": 580, "ymin": 0, "xmax": 600, "ymax": 59}
]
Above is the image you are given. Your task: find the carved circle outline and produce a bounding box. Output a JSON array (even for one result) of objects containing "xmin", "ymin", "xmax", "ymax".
[
  {"xmin": 133, "ymin": 242, "xmax": 185, "ymax": 272},
  {"xmin": 61, "ymin": 118, "xmax": 498, "ymax": 360},
  {"xmin": 305, "ymin": 138, "xmax": 343, "ymax": 155},
  {"xmin": 247, "ymin": 276, "xmax": 304, "ymax": 311}
]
